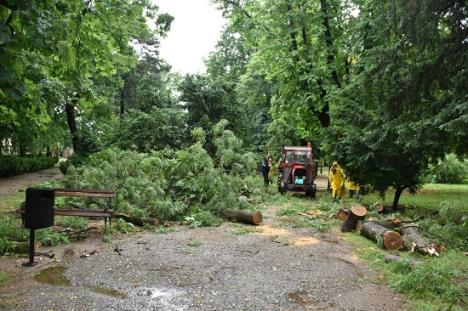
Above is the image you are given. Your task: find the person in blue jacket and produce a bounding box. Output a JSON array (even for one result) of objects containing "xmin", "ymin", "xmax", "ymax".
[{"xmin": 261, "ymin": 156, "xmax": 270, "ymax": 186}]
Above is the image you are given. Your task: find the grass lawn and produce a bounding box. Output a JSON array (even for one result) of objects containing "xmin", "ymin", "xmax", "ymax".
[{"xmin": 359, "ymin": 183, "xmax": 468, "ymax": 212}]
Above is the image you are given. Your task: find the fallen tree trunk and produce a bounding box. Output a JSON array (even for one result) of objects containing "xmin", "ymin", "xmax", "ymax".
[
  {"xmin": 369, "ymin": 219, "xmax": 401, "ymax": 231},
  {"xmin": 113, "ymin": 213, "xmax": 160, "ymax": 227},
  {"xmin": 222, "ymin": 209, "xmax": 262, "ymax": 225},
  {"xmin": 401, "ymin": 225, "xmax": 440, "ymax": 256},
  {"xmin": 336, "ymin": 208, "xmax": 348, "ymax": 221},
  {"xmin": 360, "ymin": 221, "xmax": 402, "ymax": 250},
  {"xmin": 341, "ymin": 205, "xmax": 367, "ymax": 232}
]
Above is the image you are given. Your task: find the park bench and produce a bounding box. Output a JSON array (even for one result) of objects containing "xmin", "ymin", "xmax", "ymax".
[{"xmin": 18, "ymin": 188, "xmax": 116, "ymax": 229}]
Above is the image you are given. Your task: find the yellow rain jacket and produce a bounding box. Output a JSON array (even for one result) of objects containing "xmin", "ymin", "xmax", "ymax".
[
  {"xmin": 268, "ymin": 158, "xmax": 274, "ymax": 177},
  {"xmin": 329, "ymin": 163, "xmax": 345, "ymax": 199},
  {"xmin": 347, "ymin": 180, "xmax": 360, "ymax": 191}
]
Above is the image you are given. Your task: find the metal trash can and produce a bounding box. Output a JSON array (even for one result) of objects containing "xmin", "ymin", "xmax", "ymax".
[{"xmin": 24, "ymin": 188, "xmax": 55, "ymax": 229}]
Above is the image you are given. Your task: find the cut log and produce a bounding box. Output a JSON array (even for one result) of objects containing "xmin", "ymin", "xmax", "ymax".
[
  {"xmin": 360, "ymin": 221, "xmax": 402, "ymax": 250},
  {"xmin": 401, "ymin": 225, "xmax": 441, "ymax": 256},
  {"xmin": 222, "ymin": 209, "xmax": 262, "ymax": 225},
  {"xmin": 113, "ymin": 213, "xmax": 160, "ymax": 227},
  {"xmin": 336, "ymin": 208, "xmax": 348, "ymax": 221},
  {"xmin": 370, "ymin": 220, "xmax": 400, "ymax": 231},
  {"xmin": 376, "ymin": 204, "xmax": 396, "ymax": 214},
  {"xmin": 341, "ymin": 205, "xmax": 367, "ymax": 232}
]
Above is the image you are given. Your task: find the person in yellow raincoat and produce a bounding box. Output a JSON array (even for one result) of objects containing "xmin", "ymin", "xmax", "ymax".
[
  {"xmin": 346, "ymin": 175, "xmax": 360, "ymax": 199},
  {"xmin": 328, "ymin": 161, "xmax": 345, "ymax": 201}
]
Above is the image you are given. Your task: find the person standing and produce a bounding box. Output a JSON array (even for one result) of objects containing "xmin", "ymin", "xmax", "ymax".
[
  {"xmin": 329, "ymin": 161, "xmax": 345, "ymax": 202},
  {"xmin": 268, "ymin": 156, "xmax": 274, "ymax": 184},
  {"xmin": 346, "ymin": 175, "xmax": 361, "ymax": 199},
  {"xmin": 261, "ymin": 157, "xmax": 270, "ymax": 187}
]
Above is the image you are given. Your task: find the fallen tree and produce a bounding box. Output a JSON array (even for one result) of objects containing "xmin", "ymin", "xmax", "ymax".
[
  {"xmin": 401, "ymin": 225, "xmax": 441, "ymax": 256},
  {"xmin": 360, "ymin": 221, "xmax": 402, "ymax": 250},
  {"xmin": 222, "ymin": 209, "xmax": 262, "ymax": 225},
  {"xmin": 341, "ymin": 205, "xmax": 367, "ymax": 232}
]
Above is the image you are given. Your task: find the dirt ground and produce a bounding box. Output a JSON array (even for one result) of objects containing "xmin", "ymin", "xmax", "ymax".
[{"xmin": 0, "ymin": 170, "xmax": 403, "ymax": 311}]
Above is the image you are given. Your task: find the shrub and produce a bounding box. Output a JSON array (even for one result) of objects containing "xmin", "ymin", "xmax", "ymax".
[
  {"xmin": 59, "ymin": 154, "xmax": 87, "ymax": 174},
  {"xmin": 423, "ymin": 154, "xmax": 467, "ymax": 184},
  {"xmin": 0, "ymin": 156, "xmax": 58, "ymax": 177}
]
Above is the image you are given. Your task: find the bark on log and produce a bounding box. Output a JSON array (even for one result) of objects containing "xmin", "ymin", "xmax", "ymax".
[
  {"xmin": 360, "ymin": 221, "xmax": 402, "ymax": 250},
  {"xmin": 341, "ymin": 205, "xmax": 367, "ymax": 232},
  {"xmin": 401, "ymin": 225, "xmax": 440, "ymax": 256},
  {"xmin": 113, "ymin": 213, "xmax": 160, "ymax": 227},
  {"xmin": 336, "ymin": 208, "xmax": 348, "ymax": 221},
  {"xmin": 376, "ymin": 204, "xmax": 397, "ymax": 214},
  {"xmin": 222, "ymin": 209, "xmax": 262, "ymax": 225}
]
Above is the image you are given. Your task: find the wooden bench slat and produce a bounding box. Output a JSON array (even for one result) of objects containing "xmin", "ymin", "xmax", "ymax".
[
  {"xmin": 55, "ymin": 190, "xmax": 116, "ymax": 198},
  {"xmin": 17, "ymin": 209, "xmax": 114, "ymax": 218},
  {"xmin": 54, "ymin": 209, "xmax": 114, "ymax": 217}
]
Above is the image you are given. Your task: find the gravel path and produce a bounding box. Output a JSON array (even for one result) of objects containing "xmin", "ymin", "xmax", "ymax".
[
  {"xmin": 0, "ymin": 206, "xmax": 403, "ymax": 311},
  {"xmin": 0, "ymin": 167, "xmax": 62, "ymax": 198}
]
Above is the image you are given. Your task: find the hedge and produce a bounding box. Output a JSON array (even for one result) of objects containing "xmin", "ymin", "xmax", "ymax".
[{"xmin": 0, "ymin": 156, "xmax": 58, "ymax": 177}]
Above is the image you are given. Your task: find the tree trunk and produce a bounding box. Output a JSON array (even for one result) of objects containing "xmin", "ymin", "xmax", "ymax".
[
  {"xmin": 222, "ymin": 209, "xmax": 262, "ymax": 225},
  {"xmin": 360, "ymin": 221, "xmax": 402, "ymax": 250},
  {"xmin": 65, "ymin": 101, "xmax": 79, "ymax": 153},
  {"xmin": 341, "ymin": 205, "xmax": 367, "ymax": 232},
  {"xmin": 392, "ymin": 186, "xmax": 405, "ymax": 210},
  {"xmin": 319, "ymin": 0, "xmax": 341, "ymax": 89},
  {"xmin": 401, "ymin": 225, "xmax": 440, "ymax": 255}
]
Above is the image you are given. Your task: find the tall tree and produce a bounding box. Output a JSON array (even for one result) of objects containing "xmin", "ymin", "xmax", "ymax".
[{"xmin": 324, "ymin": 0, "xmax": 467, "ymax": 209}]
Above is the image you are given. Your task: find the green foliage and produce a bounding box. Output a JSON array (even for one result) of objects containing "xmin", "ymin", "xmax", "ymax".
[
  {"xmin": 113, "ymin": 219, "xmax": 135, "ymax": 234},
  {"xmin": 391, "ymin": 251, "xmax": 467, "ymax": 305},
  {"xmin": 0, "ymin": 156, "xmax": 58, "ymax": 177},
  {"xmin": 184, "ymin": 211, "xmax": 223, "ymax": 228},
  {"xmin": 62, "ymin": 121, "xmax": 262, "ymax": 221},
  {"xmin": 116, "ymin": 107, "xmax": 187, "ymax": 152},
  {"xmin": 55, "ymin": 217, "xmax": 88, "ymax": 231},
  {"xmin": 59, "ymin": 153, "xmax": 88, "ymax": 175},
  {"xmin": 36, "ymin": 229, "xmax": 69, "ymax": 247},
  {"xmin": 423, "ymin": 154, "xmax": 467, "ymax": 184}
]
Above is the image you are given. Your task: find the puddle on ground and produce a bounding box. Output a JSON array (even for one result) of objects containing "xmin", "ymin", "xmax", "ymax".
[
  {"xmin": 34, "ymin": 266, "xmax": 70, "ymax": 286},
  {"xmin": 90, "ymin": 285, "xmax": 128, "ymax": 299}
]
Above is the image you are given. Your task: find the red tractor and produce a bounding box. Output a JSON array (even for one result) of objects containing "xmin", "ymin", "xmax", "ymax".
[{"xmin": 277, "ymin": 146, "xmax": 318, "ymax": 198}]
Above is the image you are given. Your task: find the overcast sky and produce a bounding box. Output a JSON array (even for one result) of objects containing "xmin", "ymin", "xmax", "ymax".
[{"xmin": 154, "ymin": 0, "xmax": 227, "ymax": 75}]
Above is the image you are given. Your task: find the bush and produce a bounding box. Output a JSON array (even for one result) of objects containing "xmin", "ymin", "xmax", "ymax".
[
  {"xmin": 423, "ymin": 154, "xmax": 467, "ymax": 184},
  {"xmin": 0, "ymin": 156, "xmax": 58, "ymax": 177},
  {"xmin": 59, "ymin": 153, "xmax": 87, "ymax": 174}
]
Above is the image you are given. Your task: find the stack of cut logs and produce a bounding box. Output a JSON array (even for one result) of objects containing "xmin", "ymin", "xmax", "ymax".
[{"xmin": 337, "ymin": 205, "xmax": 443, "ymax": 255}]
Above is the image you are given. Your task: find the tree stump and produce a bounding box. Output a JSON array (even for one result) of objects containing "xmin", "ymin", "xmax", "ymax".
[
  {"xmin": 222, "ymin": 209, "xmax": 262, "ymax": 225},
  {"xmin": 360, "ymin": 221, "xmax": 402, "ymax": 250},
  {"xmin": 341, "ymin": 205, "xmax": 367, "ymax": 232},
  {"xmin": 336, "ymin": 208, "xmax": 348, "ymax": 221}
]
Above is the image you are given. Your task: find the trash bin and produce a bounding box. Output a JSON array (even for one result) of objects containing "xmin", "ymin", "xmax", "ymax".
[{"xmin": 24, "ymin": 188, "xmax": 55, "ymax": 229}]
